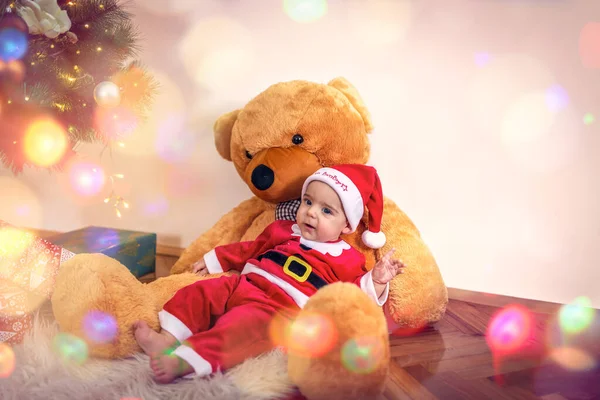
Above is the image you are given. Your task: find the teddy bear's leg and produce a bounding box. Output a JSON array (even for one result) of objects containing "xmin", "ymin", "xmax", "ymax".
[
  {"xmin": 51, "ymin": 254, "xmax": 159, "ymax": 359},
  {"xmin": 288, "ymin": 283, "xmax": 389, "ymax": 400},
  {"xmin": 171, "ymin": 197, "xmax": 270, "ymax": 274}
]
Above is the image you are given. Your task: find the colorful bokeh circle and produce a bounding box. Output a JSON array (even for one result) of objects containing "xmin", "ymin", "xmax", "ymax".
[
  {"xmin": 341, "ymin": 336, "xmax": 386, "ymax": 374},
  {"xmin": 82, "ymin": 310, "xmax": 118, "ymax": 344},
  {"xmin": 52, "ymin": 332, "xmax": 89, "ymax": 365}
]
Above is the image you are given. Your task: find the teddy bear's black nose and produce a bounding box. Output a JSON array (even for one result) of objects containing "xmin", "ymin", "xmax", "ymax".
[{"xmin": 251, "ymin": 164, "xmax": 275, "ymax": 191}]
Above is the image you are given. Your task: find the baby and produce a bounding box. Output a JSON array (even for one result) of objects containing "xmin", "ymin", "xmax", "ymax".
[{"xmin": 133, "ymin": 164, "xmax": 405, "ymax": 383}]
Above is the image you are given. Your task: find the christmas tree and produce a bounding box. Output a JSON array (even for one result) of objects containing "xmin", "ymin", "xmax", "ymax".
[{"xmin": 0, "ymin": 0, "xmax": 156, "ymax": 173}]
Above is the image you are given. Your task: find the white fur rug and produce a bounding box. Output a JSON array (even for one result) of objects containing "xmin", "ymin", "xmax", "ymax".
[{"xmin": 1, "ymin": 306, "xmax": 296, "ymax": 400}]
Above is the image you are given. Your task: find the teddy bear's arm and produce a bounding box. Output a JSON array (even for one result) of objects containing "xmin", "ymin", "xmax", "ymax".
[
  {"xmin": 379, "ymin": 196, "xmax": 449, "ymax": 328},
  {"xmin": 170, "ymin": 196, "xmax": 271, "ymax": 274}
]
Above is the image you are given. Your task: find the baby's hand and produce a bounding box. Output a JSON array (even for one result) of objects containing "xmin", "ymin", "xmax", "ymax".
[
  {"xmin": 372, "ymin": 248, "xmax": 405, "ymax": 285},
  {"xmin": 192, "ymin": 259, "xmax": 208, "ymax": 275}
]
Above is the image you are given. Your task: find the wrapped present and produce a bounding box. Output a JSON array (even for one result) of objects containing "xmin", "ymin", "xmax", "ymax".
[
  {"xmin": 48, "ymin": 226, "xmax": 157, "ymax": 278},
  {"xmin": 0, "ymin": 221, "xmax": 75, "ymax": 344}
]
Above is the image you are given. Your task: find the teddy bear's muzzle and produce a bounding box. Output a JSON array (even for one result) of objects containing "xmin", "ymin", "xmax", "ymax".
[{"xmin": 244, "ymin": 147, "xmax": 322, "ymax": 203}]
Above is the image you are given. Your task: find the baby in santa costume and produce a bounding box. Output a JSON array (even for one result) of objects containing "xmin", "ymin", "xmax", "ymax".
[{"xmin": 133, "ymin": 164, "xmax": 405, "ymax": 383}]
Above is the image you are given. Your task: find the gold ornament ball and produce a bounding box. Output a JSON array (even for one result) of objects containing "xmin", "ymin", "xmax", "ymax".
[{"xmin": 93, "ymin": 81, "xmax": 121, "ymax": 108}]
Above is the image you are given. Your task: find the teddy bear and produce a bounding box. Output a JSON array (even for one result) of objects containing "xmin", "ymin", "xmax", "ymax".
[
  {"xmin": 170, "ymin": 77, "xmax": 448, "ymax": 330},
  {"xmin": 50, "ymin": 77, "xmax": 448, "ymax": 399}
]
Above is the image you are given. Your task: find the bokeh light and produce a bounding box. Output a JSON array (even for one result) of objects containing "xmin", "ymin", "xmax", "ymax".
[
  {"xmin": 283, "ymin": 0, "xmax": 328, "ymax": 23},
  {"xmin": 0, "ymin": 177, "xmax": 43, "ymax": 229},
  {"xmin": 23, "ymin": 119, "xmax": 69, "ymax": 167},
  {"xmin": 474, "ymin": 52, "xmax": 492, "ymax": 67},
  {"xmin": 178, "ymin": 17, "xmax": 255, "ymax": 92},
  {"xmin": 468, "ymin": 54, "xmax": 554, "ymax": 134},
  {"xmin": 545, "ymin": 84, "xmax": 569, "ymax": 112},
  {"xmin": 559, "ymin": 297, "xmax": 595, "ymax": 335},
  {"xmin": 116, "ymin": 69, "xmax": 185, "ymax": 158},
  {"xmin": 0, "ymin": 227, "xmax": 34, "ymax": 279},
  {"xmin": 347, "ymin": 1, "xmax": 412, "ymax": 47},
  {"xmin": 501, "ymin": 92, "xmax": 556, "ymax": 147},
  {"xmin": 0, "ymin": 59, "xmax": 25, "ymax": 82},
  {"xmin": 0, "ymin": 13, "xmax": 29, "ymax": 34},
  {"xmin": 0, "ymin": 27, "xmax": 28, "ymax": 62},
  {"xmin": 579, "ymin": 22, "xmax": 600, "ymax": 68},
  {"xmin": 549, "ymin": 347, "xmax": 597, "ymax": 372},
  {"xmin": 82, "ymin": 310, "xmax": 118, "ymax": 344},
  {"xmin": 141, "ymin": 195, "xmax": 169, "ymax": 217},
  {"xmin": 286, "ymin": 312, "xmax": 337, "ymax": 357},
  {"xmin": 341, "ymin": 336, "xmax": 386, "ymax": 374},
  {"xmin": 0, "ymin": 343, "xmax": 16, "ymax": 378},
  {"xmin": 52, "ymin": 332, "xmax": 89, "ymax": 365},
  {"xmin": 135, "ymin": 0, "xmax": 195, "ymax": 16},
  {"xmin": 94, "ymin": 105, "xmax": 139, "ymax": 141},
  {"xmin": 165, "ymin": 164, "xmax": 209, "ymax": 198},
  {"xmin": 269, "ymin": 312, "xmax": 294, "ymax": 349},
  {"xmin": 68, "ymin": 162, "xmax": 106, "ymax": 197},
  {"xmin": 583, "ymin": 113, "xmax": 595, "ymax": 125},
  {"xmin": 486, "ymin": 304, "xmax": 533, "ymax": 354},
  {"xmin": 155, "ymin": 112, "xmax": 197, "ymax": 163}
]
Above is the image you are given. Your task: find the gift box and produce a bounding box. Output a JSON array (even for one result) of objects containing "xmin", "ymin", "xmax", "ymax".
[
  {"xmin": 0, "ymin": 221, "xmax": 75, "ymax": 344},
  {"xmin": 48, "ymin": 226, "xmax": 157, "ymax": 278}
]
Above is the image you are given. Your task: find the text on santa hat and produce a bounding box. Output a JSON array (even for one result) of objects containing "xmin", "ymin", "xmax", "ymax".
[{"xmin": 316, "ymin": 171, "xmax": 348, "ymax": 192}]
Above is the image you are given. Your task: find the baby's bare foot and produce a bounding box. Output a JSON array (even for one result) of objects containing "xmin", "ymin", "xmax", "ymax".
[
  {"xmin": 133, "ymin": 320, "xmax": 177, "ymax": 356},
  {"xmin": 150, "ymin": 353, "xmax": 194, "ymax": 384}
]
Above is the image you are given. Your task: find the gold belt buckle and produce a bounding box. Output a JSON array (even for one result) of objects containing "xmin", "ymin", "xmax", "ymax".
[{"xmin": 283, "ymin": 255, "xmax": 312, "ymax": 282}]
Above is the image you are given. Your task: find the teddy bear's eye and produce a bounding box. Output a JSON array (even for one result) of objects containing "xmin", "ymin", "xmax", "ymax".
[
  {"xmin": 245, "ymin": 150, "xmax": 253, "ymax": 159},
  {"xmin": 292, "ymin": 134, "xmax": 304, "ymax": 145}
]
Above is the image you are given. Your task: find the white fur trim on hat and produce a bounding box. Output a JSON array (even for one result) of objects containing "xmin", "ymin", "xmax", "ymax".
[
  {"xmin": 302, "ymin": 168, "xmax": 364, "ymax": 232},
  {"xmin": 362, "ymin": 230, "xmax": 386, "ymax": 249}
]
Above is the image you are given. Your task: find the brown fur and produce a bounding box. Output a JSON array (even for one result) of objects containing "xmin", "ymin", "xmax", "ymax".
[
  {"xmin": 288, "ymin": 283, "xmax": 390, "ymax": 399},
  {"xmin": 50, "ymin": 77, "xmax": 447, "ymax": 398}
]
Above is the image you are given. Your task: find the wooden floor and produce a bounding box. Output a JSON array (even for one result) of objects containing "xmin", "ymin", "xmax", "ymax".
[{"xmin": 383, "ymin": 299, "xmax": 600, "ymax": 400}]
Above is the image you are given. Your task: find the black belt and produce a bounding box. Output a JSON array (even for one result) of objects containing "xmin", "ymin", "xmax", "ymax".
[{"xmin": 257, "ymin": 251, "xmax": 327, "ymax": 289}]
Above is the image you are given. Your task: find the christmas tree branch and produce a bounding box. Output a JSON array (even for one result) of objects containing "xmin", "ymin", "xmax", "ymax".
[{"xmin": 0, "ymin": 0, "xmax": 156, "ymax": 172}]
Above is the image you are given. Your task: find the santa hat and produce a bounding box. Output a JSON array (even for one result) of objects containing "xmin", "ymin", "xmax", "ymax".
[{"xmin": 301, "ymin": 164, "xmax": 386, "ymax": 249}]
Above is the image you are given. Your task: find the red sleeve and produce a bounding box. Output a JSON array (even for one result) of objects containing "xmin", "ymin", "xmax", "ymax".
[
  {"xmin": 204, "ymin": 220, "xmax": 293, "ymax": 273},
  {"xmin": 330, "ymin": 250, "xmax": 389, "ymax": 306},
  {"xmin": 331, "ymin": 250, "xmax": 366, "ymax": 285}
]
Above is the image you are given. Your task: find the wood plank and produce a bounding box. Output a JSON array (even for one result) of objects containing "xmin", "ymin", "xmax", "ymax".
[
  {"xmin": 465, "ymin": 377, "xmax": 537, "ymax": 400},
  {"xmin": 390, "ymin": 330, "xmax": 485, "ymax": 358},
  {"xmin": 435, "ymin": 372, "xmax": 523, "ymax": 400},
  {"xmin": 156, "ymin": 244, "xmax": 183, "ymax": 257},
  {"xmin": 447, "ymin": 288, "xmax": 565, "ymax": 315},
  {"xmin": 381, "ymin": 376, "xmax": 416, "ymax": 400},
  {"xmin": 403, "ymin": 364, "xmax": 476, "ymax": 400},
  {"xmin": 455, "ymin": 356, "xmax": 541, "ymax": 380},
  {"xmin": 394, "ymin": 339, "xmax": 490, "ymax": 369},
  {"xmin": 387, "ymin": 362, "xmax": 438, "ymax": 400},
  {"xmin": 539, "ymin": 394, "xmax": 569, "ymax": 400},
  {"xmin": 445, "ymin": 300, "xmax": 491, "ymax": 335}
]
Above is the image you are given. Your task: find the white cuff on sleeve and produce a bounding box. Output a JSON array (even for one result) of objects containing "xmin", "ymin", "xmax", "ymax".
[
  {"xmin": 173, "ymin": 345, "xmax": 213, "ymax": 377},
  {"xmin": 158, "ymin": 310, "xmax": 193, "ymax": 343},
  {"xmin": 203, "ymin": 249, "xmax": 224, "ymax": 274},
  {"xmin": 360, "ymin": 270, "xmax": 389, "ymax": 306}
]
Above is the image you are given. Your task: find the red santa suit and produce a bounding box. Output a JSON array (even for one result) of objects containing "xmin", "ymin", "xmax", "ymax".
[{"xmin": 158, "ymin": 219, "xmax": 389, "ymax": 378}]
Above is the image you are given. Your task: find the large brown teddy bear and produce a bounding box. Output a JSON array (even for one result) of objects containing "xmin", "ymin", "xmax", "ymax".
[
  {"xmin": 171, "ymin": 77, "xmax": 448, "ymax": 330},
  {"xmin": 51, "ymin": 77, "xmax": 447, "ymax": 399}
]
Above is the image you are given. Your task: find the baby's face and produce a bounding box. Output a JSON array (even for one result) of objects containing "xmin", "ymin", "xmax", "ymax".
[{"xmin": 296, "ymin": 181, "xmax": 351, "ymax": 242}]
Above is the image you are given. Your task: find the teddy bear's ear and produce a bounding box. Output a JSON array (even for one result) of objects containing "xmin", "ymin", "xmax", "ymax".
[
  {"xmin": 213, "ymin": 109, "xmax": 241, "ymax": 161},
  {"xmin": 327, "ymin": 77, "xmax": 374, "ymax": 133}
]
